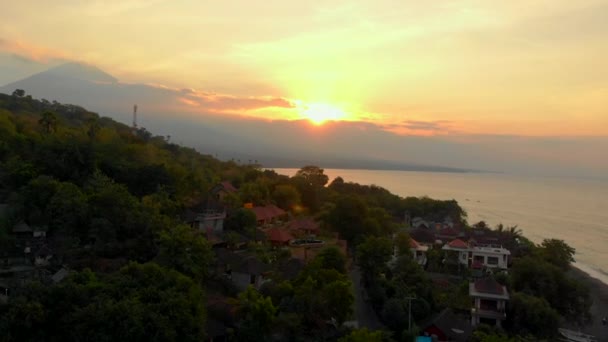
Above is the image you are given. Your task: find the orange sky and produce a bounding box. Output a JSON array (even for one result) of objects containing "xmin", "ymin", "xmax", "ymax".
[{"xmin": 1, "ymin": 0, "xmax": 607, "ymax": 136}]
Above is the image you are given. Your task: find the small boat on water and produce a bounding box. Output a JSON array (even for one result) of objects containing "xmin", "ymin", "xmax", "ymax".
[{"xmin": 558, "ymin": 328, "xmax": 597, "ymax": 342}]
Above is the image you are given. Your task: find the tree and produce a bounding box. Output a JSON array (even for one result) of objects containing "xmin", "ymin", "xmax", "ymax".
[
  {"xmin": 236, "ymin": 286, "xmax": 277, "ymax": 341},
  {"xmin": 2, "ymin": 263, "xmax": 207, "ymax": 342},
  {"xmin": 157, "ymin": 224, "xmax": 213, "ymax": 281},
  {"xmin": 338, "ymin": 328, "xmax": 385, "ymax": 342},
  {"xmin": 295, "ymin": 165, "xmax": 329, "ymax": 188},
  {"xmin": 11, "ymin": 89, "xmax": 25, "ymax": 97},
  {"xmin": 510, "ymin": 256, "xmax": 591, "ymax": 324},
  {"xmin": 507, "ymin": 292, "xmax": 559, "ymax": 338},
  {"xmin": 322, "ymin": 280, "xmax": 354, "ymax": 325},
  {"xmin": 381, "ymin": 298, "xmax": 407, "ymax": 333},
  {"xmin": 292, "ymin": 165, "xmax": 328, "ymax": 212},
  {"xmin": 326, "ymin": 195, "xmax": 369, "ymax": 243},
  {"xmin": 394, "ymin": 231, "xmax": 412, "ymax": 256},
  {"xmin": 239, "ymin": 181, "xmax": 270, "ymax": 205},
  {"xmin": 38, "ymin": 111, "xmax": 58, "ymax": 134},
  {"xmin": 225, "ymin": 208, "xmax": 257, "ymax": 233},
  {"xmin": 86, "ymin": 116, "xmax": 100, "ymax": 140},
  {"xmin": 356, "ymin": 236, "xmax": 392, "ymax": 276},
  {"xmin": 47, "ymin": 182, "xmax": 89, "ymax": 237},
  {"xmin": 272, "ymin": 184, "xmax": 301, "ymax": 210},
  {"xmin": 538, "ymin": 239, "xmax": 575, "ymax": 270},
  {"xmin": 315, "ymin": 246, "xmax": 347, "ymax": 274}
]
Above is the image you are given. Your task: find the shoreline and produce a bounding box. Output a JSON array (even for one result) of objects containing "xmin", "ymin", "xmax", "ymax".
[{"xmin": 568, "ymin": 266, "xmax": 608, "ymax": 340}]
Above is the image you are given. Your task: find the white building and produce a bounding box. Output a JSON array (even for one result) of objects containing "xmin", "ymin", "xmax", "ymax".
[{"xmin": 442, "ymin": 239, "xmax": 510, "ymax": 270}]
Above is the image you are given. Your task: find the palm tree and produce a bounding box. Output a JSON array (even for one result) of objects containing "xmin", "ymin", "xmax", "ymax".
[
  {"xmin": 506, "ymin": 225, "xmax": 522, "ymax": 238},
  {"xmin": 38, "ymin": 111, "xmax": 58, "ymax": 134}
]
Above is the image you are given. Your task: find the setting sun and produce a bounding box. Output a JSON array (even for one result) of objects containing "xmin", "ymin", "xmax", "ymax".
[{"xmin": 299, "ymin": 103, "xmax": 347, "ymax": 125}]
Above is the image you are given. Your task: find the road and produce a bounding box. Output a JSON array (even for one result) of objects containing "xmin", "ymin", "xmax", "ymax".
[{"xmin": 349, "ymin": 265, "xmax": 384, "ymax": 330}]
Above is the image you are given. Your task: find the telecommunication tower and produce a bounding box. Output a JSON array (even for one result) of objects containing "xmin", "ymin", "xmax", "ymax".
[{"xmin": 132, "ymin": 104, "xmax": 138, "ymax": 129}]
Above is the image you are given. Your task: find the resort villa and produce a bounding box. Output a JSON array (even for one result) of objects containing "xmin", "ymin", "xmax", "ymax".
[
  {"xmin": 442, "ymin": 239, "xmax": 511, "ymax": 270},
  {"xmin": 469, "ymin": 278, "xmax": 509, "ymax": 327}
]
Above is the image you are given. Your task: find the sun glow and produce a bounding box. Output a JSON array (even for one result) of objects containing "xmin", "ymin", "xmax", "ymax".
[{"xmin": 299, "ymin": 103, "xmax": 347, "ymax": 125}]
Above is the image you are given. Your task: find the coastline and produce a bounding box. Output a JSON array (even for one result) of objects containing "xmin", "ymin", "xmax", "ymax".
[{"xmin": 568, "ymin": 266, "xmax": 608, "ymax": 340}]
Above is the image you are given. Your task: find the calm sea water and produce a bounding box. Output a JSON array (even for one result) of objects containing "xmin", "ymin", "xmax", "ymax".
[{"xmin": 274, "ymin": 168, "xmax": 608, "ymax": 285}]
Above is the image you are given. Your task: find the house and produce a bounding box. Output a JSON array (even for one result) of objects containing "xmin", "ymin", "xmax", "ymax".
[
  {"xmin": 210, "ymin": 181, "xmax": 238, "ymax": 202},
  {"xmin": 435, "ymin": 227, "xmax": 462, "ymax": 243},
  {"xmin": 422, "ymin": 308, "xmax": 473, "ymax": 342},
  {"xmin": 231, "ymin": 256, "xmax": 270, "ymax": 290},
  {"xmin": 285, "ymin": 217, "xmax": 320, "ymax": 237},
  {"xmin": 470, "ymin": 278, "xmax": 509, "ymax": 327},
  {"xmin": 442, "ymin": 239, "xmax": 470, "ymax": 266},
  {"xmin": 264, "ymin": 227, "xmax": 294, "ymax": 247},
  {"xmin": 188, "ymin": 209, "xmax": 226, "ymax": 232},
  {"xmin": 442, "ymin": 239, "xmax": 511, "ymax": 270},
  {"xmin": 410, "ymin": 238, "xmax": 429, "ymax": 266},
  {"xmin": 469, "ymin": 244, "xmax": 510, "ymax": 270},
  {"xmin": 411, "ymin": 217, "xmax": 430, "ymax": 229},
  {"xmin": 251, "ymin": 205, "xmax": 287, "ymax": 226},
  {"xmin": 409, "ymin": 228, "xmax": 436, "ymax": 245},
  {"xmin": 215, "ymin": 249, "xmax": 271, "ymax": 290}
]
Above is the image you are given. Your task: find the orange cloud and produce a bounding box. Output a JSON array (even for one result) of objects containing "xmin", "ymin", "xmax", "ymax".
[
  {"xmin": 0, "ymin": 39, "xmax": 70, "ymax": 63},
  {"xmin": 178, "ymin": 90, "xmax": 294, "ymax": 112},
  {"xmin": 381, "ymin": 119, "xmax": 457, "ymax": 136}
]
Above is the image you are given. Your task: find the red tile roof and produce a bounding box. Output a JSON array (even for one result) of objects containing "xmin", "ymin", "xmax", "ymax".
[
  {"xmin": 448, "ymin": 239, "xmax": 468, "ymax": 249},
  {"xmin": 251, "ymin": 205, "xmax": 286, "ymax": 222},
  {"xmin": 221, "ymin": 181, "xmax": 238, "ymax": 193},
  {"xmin": 474, "ymin": 278, "xmax": 506, "ymax": 295},
  {"xmin": 410, "ymin": 238, "xmax": 421, "ymax": 248},
  {"xmin": 286, "ymin": 217, "xmax": 320, "ymax": 233},
  {"xmin": 265, "ymin": 228, "xmax": 294, "ymax": 243}
]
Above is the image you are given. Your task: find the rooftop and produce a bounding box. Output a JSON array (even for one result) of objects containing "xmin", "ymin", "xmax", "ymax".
[{"xmin": 470, "ymin": 278, "xmax": 509, "ymax": 300}]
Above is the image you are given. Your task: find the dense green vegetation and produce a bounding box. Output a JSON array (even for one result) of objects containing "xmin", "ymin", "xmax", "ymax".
[{"xmin": 0, "ymin": 92, "xmax": 593, "ymax": 341}]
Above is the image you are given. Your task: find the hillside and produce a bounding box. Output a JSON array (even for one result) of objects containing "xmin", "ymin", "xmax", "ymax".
[{"xmin": 0, "ymin": 92, "xmax": 592, "ymax": 342}]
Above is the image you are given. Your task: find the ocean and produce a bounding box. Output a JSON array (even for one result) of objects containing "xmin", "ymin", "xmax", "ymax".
[{"xmin": 273, "ymin": 168, "xmax": 608, "ymax": 285}]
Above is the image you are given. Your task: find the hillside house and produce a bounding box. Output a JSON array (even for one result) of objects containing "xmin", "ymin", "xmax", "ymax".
[
  {"xmin": 410, "ymin": 238, "xmax": 429, "ymax": 266},
  {"xmin": 264, "ymin": 227, "xmax": 294, "ymax": 247},
  {"xmin": 443, "ymin": 239, "xmax": 511, "ymax": 270},
  {"xmin": 215, "ymin": 249, "xmax": 270, "ymax": 290},
  {"xmin": 210, "ymin": 181, "xmax": 238, "ymax": 202},
  {"xmin": 470, "ymin": 278, "xmax": 509, "ymax": 327},
  {"xmin": 284, "ymin": 217, "xmax": 320, "ymax": 237},
  {"xmin": 251, "ymin": 205, "xmax": 287, "ymax": 226}
]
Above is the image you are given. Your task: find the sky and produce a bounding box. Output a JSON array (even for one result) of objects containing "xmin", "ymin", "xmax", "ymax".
[{"xmin": 1, "ymin": 1, "xmax": 607, "ymax": 178}]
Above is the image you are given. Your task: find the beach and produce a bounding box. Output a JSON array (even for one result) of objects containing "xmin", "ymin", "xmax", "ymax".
[{"xmin": 569, "ymin": 267, "xmax": 608, "ymax": 340}]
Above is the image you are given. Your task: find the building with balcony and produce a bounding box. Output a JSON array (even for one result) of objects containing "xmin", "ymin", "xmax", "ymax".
[
  {"xmin": 469, "ymin": 278, "xmax": 509, "ymax": 327},
  {"xmin": 442, "ymin": 239, "xmax": 511, "ymax": 270}
]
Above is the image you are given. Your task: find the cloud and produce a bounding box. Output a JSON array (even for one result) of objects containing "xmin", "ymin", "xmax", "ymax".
[
  {"xmin": 379, "ymin": 119, "xmax": 455, "ymax": 135},
  {"xmin": 0, "ymin": 39, "xmax": 70, "ymax": 64},
  {"xmin": 180, "ymin": 91, "xmax": 294, "ymax": 112}
]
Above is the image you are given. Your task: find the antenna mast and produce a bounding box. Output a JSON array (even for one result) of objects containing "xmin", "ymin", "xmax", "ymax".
[{"xmin": 132, "ymin": 104, "xmax": 138, "ymax": 129}]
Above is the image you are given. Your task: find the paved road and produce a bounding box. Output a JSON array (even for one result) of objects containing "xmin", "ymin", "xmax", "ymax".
[{"xmin": 349, "ymin": 265, "xmax": 384, "ymax": 330}]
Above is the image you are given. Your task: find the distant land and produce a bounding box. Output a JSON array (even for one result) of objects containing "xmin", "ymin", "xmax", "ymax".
[{"xmin": 0, "ymin": 62, "xmax": 476, "ymax": 174}]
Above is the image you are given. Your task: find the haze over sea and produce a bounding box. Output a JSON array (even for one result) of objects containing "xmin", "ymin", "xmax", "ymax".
[{"xmin": 274, "ymin": 168, "xmax": 608, "ymax": 285}]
